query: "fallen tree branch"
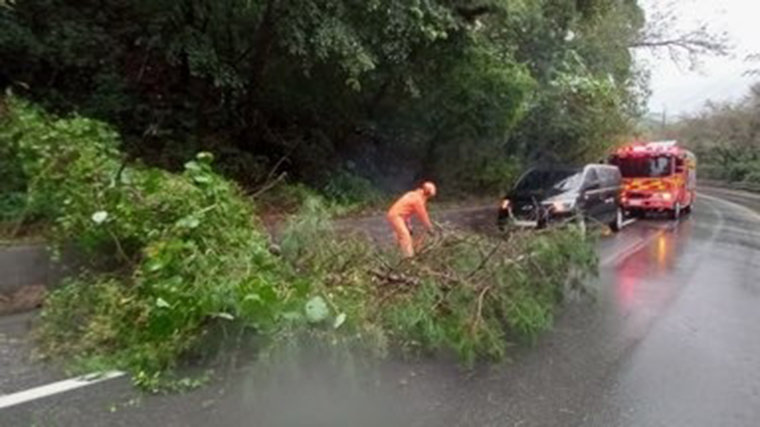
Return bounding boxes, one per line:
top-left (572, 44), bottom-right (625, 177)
top-left (249, 171), bottom-right (287, 199)
top-left (466, 238), bottom-right (502, 280)
top-left (469, 285), bottom-right (491, 336)
top-left (369, 269), bottom-right (421, 287)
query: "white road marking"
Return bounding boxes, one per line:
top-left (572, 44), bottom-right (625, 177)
top-left (620, 218), bottom-right (637, 229)
top-left (600, 192), bottom-right (743, 267)
top-left (0, 371), bottom-right (125, 410)
top-left (600, 230), bottom-right (662, 267)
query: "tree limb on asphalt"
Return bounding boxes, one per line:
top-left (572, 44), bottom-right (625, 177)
top-left (469, 285), bottom-right (491, 336)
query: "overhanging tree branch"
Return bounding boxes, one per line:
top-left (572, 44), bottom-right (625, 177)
top-left (630, 2), bottom-right (730, 70)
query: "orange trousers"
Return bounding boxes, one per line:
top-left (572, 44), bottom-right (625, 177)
top-left (387, 214), bottom-right (414, 257)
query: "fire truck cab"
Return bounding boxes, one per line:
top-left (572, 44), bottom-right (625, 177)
top-left (608, 141), bottom-right (696, 219)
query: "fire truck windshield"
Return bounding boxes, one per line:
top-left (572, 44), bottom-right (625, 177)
top-left (611, 155), bottom-right (673, 178)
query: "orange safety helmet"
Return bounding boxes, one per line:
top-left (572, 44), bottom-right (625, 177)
top-left (421, 181), bottom-right (437, 197)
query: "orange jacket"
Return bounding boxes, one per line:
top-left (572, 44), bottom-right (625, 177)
top-left (387, 189), bottom-right (433, 230)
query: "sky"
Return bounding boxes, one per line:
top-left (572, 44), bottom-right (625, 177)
top-left (637, 0), bottom-right (760, 118)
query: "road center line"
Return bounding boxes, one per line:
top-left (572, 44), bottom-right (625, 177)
top-left (601, 230), bottom-right (662, 267)
top-left (0, 371), bottom-right (125, 410)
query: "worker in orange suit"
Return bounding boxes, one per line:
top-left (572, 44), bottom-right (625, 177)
top-left (387, 182), bottom-right (437, 257)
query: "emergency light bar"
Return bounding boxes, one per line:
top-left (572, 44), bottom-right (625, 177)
top-left (616, 140), bottom-right (679, 156)
top-left (646, 140), bottom-right (677, 149)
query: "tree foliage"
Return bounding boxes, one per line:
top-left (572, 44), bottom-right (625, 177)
top-left (1, 0), bottom-right (646, 192)
top-left (663, 83), bottom-right (760, 183)
top-left (2, 98), bottom-right (302, 377)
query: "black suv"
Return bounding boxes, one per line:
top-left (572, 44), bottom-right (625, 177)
top-left (498, 164), bottom-right (623, 231)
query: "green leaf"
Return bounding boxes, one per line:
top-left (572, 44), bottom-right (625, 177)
top-left (146, 259), bottom-right (164, 272)
top-left (333, 312), bottom-right (347, 329)
top-left (184, 161), bottom-right (201, 172)
top-left (155, 297), bottom-right (170, 308)
top-left (176, 216), bottom-right (200, 229)
top-left (212, 312), bottom-right (235, 321)
top-left (196, 152), bottom-right (214, 163)
top-left (91, 211), bottom-right (108, 224)
top-left (305, 296), bottom-right (329, 323)
top-left (244, 293), bottom-right (262, 303)
top-left (282, 311), bottom-right (303, 322)
top-left (193, 175), bottom-right (212, 184)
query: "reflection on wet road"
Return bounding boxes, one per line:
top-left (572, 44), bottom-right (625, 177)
top-left (588, 195), bottom-right (760, 427)
top-left (2, 193), bottom-right (760, 426)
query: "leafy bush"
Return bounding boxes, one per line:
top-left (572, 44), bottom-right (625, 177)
top-left (258, 174), bottom-right (384, 218)
top-left (700, 159), bottom-right (760, 184)
top-left (0, 111), bottom-right (31, 223)
top-left (441, 154), bottom-right (522, 196)
top-left (256, 182), bottom-right (324, 214)
top-left (697, 164), bottom-right (725, 181)
top-left (1, 98), bottom-right (122, 229)
top-left (1, 99), bottom-right (306, 376)
top-left (322, 169), bottom-right (382, 207)
top-left (726, 162), bottom-right (753, 182)
top-left (0, 136), bottom-right (26, 222)
top-left (744, 170), bottom-right (760, 184)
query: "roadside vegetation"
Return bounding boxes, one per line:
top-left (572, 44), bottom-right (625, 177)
top-left (1, 99), bottom-right (596, 389)
top-left (657, 83), bottom-right (760, 186)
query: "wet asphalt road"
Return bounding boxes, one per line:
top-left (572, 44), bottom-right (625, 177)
top-left (1, 190), bottom-right (760, 426)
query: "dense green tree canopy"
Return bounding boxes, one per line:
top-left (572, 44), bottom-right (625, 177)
top-left (1, 0), bottom-right (646, 192)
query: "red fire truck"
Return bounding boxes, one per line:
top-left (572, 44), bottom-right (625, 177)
top-left (608, 141), bottom-right (697, 219)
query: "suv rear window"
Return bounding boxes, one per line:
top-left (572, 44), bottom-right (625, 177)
top-left (514, 169), bottom-right (583, 192)
top-left (597, 167), bottom-right (620, 186)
